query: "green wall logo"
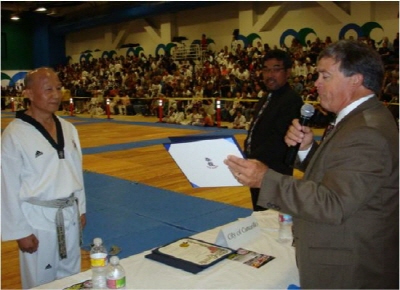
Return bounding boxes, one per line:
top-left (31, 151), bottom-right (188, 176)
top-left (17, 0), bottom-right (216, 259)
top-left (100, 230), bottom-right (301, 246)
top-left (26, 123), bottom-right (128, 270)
top-left (279, 22), bottom-right (384, 47)
top-left (280, 28), bottom-right (317, 47)
top-left (232, 33), bottom-right (263, 48)
top-left (74, 47), bottom-right (145, 63)
top-left (154, 33), bottom-right (263, 56)
top-left (155, 43), bottom-right (177, 56)
top-left (338, 22), bottom-right (383, 40)
top-left (125, 47), bottom-right (144, 57)
top-left (1, 71), bottom-right (28, 87)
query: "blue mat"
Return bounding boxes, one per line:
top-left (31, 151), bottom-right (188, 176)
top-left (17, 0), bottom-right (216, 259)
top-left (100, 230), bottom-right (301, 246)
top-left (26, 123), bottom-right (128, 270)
top-left (82, 172), bottom-right (252, 259)
top-left (73, 117), bottom-right (246, 155)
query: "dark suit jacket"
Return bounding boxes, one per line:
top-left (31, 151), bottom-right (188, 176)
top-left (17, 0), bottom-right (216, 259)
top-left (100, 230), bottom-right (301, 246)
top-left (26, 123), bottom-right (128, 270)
top-left (258, 97), bottom-right (399, 288)
top-left (244, 83), bottom-right (303, 175)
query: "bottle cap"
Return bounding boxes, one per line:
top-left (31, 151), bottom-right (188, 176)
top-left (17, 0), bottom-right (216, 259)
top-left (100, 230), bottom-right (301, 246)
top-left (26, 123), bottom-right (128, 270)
top-left (93, 237), bottom-right (103, 246)
top-left (110, 256), bottom-right (120, 265)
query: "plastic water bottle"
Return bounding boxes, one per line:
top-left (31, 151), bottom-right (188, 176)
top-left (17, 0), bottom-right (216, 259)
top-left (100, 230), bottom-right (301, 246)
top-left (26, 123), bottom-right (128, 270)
top-left (106, 256), bottom-right (126, 289)
top-left (278, 213), bottom-right (293, 242)
top-left (91, 237), bottom-right (108, 289)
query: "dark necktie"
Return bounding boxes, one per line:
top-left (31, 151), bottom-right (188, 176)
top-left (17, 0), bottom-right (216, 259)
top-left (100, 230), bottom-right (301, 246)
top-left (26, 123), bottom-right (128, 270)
top-left (245, 92), bottom-right (272, 154)
top-left (321, 121), bottom-right (335, 142)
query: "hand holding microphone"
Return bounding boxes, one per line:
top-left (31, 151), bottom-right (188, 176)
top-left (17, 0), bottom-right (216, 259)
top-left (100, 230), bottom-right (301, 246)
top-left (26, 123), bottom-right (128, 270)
top-left (284, 104), bottom-right (315, 167)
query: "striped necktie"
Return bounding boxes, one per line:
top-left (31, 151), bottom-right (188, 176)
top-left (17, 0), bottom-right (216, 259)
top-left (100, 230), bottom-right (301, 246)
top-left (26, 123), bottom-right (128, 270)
top-left (321, 121), bottom-right (335, 142)
top-left (245, 93), bottom-right (272, 154)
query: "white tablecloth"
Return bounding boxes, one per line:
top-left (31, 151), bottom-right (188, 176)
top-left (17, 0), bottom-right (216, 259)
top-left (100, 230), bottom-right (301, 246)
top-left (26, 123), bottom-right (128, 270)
top-left (36, 211), bottom-right (299, 289)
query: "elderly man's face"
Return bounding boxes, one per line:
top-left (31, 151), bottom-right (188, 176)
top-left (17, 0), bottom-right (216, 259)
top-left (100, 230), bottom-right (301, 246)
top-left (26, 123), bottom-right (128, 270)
top-left (26, 69), bottom-right (62, 114)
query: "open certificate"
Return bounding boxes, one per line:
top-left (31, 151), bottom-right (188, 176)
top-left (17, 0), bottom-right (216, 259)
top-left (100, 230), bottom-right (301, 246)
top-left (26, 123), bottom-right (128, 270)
top-left (145, 238), bottom-right (234, 274)
top-left (164, 135), bottom-right (244, 187)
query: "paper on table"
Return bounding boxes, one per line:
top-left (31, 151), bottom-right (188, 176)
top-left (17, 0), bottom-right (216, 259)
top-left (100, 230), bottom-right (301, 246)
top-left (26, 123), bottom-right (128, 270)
top-left (156, 238), bottom-right (233, 265)
top-left (166, 137), bottom-right (243, 187)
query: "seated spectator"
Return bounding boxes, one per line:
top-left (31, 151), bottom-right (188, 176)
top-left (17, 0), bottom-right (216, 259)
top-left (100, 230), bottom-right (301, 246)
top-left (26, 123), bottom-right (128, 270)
top-left (305, 90), bottom-right (319, 102)
top-left (162, 107), bottom-right (177, 123)
top-left (191, 107), bottom-right (205, 126)
top-left (202, 110), bottom-right (215, 127)
top-left (91, 103), bottom-right (105, 117)
top-left (119, 91), bottom-right (134, 115)
top-left (378, 41), bottom-right (393, 63)
top-left (291, 76), bottom-right (304, 94)
top-left (80, 100), bottom-right (91, 114)
top-left (390, 64), bottom-right (399, 80)
top-left (109, 86), bottom-right (120, 97)
top-left (113, 93), bottom-right (123, 115)
top-left (180, 108), bottom-right (194, 125)
top-left (228, 92), bottom-right (243, 121)
top-left (304, 73), bottom-right (315, 91)
top-left (220, 100), bottom-right (232, 121)
top-left (232, 109), bottom-right (246, 129)
top-left (192, 108), bottom-right (214, 127)
top-left (241, 92), bottom-right (257, 122)
top-left (300, 89), bottom-right (311, 102)
top-left (171, 107), bottom-right (185, 124)
top-left (382, 77), bottom-right (399, 102)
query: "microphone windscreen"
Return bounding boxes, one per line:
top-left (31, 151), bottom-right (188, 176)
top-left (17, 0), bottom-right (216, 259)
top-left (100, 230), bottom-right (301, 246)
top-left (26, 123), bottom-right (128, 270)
top-left (300, 103), bottom-right (315, 118)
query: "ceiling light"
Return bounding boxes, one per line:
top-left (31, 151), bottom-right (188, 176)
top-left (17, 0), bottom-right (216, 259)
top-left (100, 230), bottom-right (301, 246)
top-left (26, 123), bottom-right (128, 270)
top-left (47, 10), bottom-right (58, 16)
top-left (10, 14), bottom-right (20, 20)
top-left (35, 7), bottom-right (47, 12)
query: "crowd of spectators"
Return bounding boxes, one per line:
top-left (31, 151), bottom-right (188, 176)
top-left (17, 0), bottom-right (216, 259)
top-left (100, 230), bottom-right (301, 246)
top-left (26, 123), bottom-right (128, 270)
top-left (2, 33), bottom-right (399, 126)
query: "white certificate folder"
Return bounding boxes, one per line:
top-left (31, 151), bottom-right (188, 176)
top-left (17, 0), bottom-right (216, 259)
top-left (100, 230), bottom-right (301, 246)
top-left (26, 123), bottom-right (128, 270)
top-left (164, 135), bottom-right (244, 188)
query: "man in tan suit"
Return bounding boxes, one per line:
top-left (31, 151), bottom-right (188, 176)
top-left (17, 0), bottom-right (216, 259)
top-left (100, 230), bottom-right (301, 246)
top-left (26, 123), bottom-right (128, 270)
top-left (225, 40), bottom-right (399, 289)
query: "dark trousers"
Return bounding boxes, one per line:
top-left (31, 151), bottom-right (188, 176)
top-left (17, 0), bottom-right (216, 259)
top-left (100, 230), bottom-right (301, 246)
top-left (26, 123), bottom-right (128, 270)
top-left (250, 187), bottom-right (267, 211)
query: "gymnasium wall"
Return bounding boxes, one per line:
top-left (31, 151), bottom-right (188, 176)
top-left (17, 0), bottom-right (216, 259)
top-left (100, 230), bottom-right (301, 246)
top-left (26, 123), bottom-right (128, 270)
top-left (65, 2), bottom-right (399, 62)
top-left (2, 1), bottom-right (398, 87)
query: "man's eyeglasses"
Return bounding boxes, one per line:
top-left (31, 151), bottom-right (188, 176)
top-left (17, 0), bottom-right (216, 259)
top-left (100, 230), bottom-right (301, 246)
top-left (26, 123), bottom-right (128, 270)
top-left (262, 67), bottom-right (286, 74)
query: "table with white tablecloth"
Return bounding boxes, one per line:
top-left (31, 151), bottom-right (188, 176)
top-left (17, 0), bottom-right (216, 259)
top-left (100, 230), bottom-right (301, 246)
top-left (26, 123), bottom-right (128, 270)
top-left (37, 210), bottom-right (300, 289)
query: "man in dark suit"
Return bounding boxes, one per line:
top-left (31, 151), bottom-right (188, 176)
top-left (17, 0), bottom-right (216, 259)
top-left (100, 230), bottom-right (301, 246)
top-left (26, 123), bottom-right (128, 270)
top-left (225, 40), bottom-right (399, 288)
top-left (244, 49), bottom-right (303, 211)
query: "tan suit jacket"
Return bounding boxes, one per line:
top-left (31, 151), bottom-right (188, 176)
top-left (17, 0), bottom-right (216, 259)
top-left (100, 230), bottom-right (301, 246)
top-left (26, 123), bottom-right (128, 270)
top-left (258, 97), bottom-right (399, 289)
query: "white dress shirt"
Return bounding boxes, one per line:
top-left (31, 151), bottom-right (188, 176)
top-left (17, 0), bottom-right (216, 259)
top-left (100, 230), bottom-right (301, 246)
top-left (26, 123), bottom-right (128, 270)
top-left (298, 94), bottom-right (375, 161)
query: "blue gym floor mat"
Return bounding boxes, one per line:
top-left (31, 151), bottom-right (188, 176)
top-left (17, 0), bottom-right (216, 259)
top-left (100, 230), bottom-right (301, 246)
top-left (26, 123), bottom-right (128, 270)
top-left (82, 171), bottom-right (252, 258)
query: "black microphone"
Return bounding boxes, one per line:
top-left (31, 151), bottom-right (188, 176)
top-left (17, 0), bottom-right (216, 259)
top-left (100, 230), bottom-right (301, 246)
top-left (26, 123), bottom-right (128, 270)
top-left (284, 103), bottom-right (315, 167)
